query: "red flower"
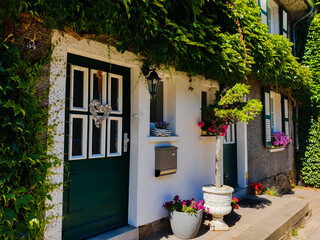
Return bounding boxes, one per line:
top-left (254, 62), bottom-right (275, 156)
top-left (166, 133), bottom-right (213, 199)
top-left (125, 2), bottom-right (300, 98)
top-left (236, 204), bottom-right (239, 209)
top-left (233, 197), bottom-right (239, 203)
top-left (198, 121), bottom-right (205, 127)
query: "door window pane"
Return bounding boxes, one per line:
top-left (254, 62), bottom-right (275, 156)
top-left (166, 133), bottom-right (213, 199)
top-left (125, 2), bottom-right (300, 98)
top-left (110, 120), bottom-right (118, 154)
top-left (72, 118), bottom-right (83, 156)
top-left (90, 70), bottom-right (107, 104)
top-left (92, 120), bottom-right (101, 154)
top-left (70, 65), bottom-right (88, 111)
top-left (107, 117), bottom-right (122, 157)
top-left (108, 74), bottom-right (123, 114)
top-left (89, 116), bottom-right (106, 158)
top-left (73, 70), bottom-right (84, 108)
top-left (69, 115), bottom-right (88, 160)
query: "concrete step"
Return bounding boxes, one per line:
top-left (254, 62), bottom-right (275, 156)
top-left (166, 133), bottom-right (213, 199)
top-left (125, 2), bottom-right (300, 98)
top-left (88, 225), bottom-right (138, 240)
top-left (236, 196), bottom-right (310, 240)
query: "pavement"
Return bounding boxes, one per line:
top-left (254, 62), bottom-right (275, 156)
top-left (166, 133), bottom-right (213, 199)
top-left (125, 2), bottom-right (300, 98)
top-left (288, 187), bottom-right (320, 240)
top-left (143, 187), bottom-right (320, 240)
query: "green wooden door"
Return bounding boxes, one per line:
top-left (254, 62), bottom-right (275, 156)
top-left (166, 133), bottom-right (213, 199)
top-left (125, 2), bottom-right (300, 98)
top-left (223, 124), bottom-right (238, 188)
top-left (63, 54), bottom-right (131, 240)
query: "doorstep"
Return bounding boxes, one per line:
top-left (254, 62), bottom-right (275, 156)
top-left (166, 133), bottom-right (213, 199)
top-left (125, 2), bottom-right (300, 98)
top-left (88, 225), bottom-right (138, 240)
top-left (233, 187), bottom-right (248, 200)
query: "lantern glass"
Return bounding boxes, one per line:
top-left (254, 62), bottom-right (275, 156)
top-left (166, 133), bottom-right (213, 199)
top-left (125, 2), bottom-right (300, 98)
top-left (146, 69), bottom-right (161, 95)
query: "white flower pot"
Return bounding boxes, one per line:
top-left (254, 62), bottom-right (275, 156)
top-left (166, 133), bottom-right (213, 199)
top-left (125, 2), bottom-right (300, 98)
top-left (169, 210), bottom-right (203, 239)
top-left (202, 184), bottom-right (234, 231)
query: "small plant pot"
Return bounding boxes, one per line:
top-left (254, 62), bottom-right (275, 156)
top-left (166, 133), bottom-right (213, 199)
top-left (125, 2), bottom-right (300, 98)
top-left (169, 210), bottom-right (203, 239)
top-left (255, 189), bottom-right (262, 195)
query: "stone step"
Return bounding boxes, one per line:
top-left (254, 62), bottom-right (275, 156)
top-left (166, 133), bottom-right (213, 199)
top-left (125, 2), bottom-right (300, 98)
top-left (88, 225), bottom-right (138, 240)
top-left (236, 197), bottom-right (310, 240)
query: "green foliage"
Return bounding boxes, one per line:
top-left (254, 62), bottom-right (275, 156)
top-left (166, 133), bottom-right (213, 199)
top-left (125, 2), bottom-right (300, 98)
top-left (300, 119), bottom-right (320, 187)
top-left (300, 14), bottom-right (320, 188)
top-left (264, 186), bottom-right (281, 196)
top-left (201, 83), bottom-right (263, 133)
top-left (0, 0), bottom-right (312, 92)
top-left (0, 40), bottom-right (58, 239)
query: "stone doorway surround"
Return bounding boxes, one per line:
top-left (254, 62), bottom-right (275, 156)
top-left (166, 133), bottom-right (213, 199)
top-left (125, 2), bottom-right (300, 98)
top-left (45, 30), bottom-right (142, 240)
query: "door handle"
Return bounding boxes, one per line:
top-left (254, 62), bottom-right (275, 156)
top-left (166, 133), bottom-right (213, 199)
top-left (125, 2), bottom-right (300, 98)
top-left (123, 133), bottom-right (129, 152)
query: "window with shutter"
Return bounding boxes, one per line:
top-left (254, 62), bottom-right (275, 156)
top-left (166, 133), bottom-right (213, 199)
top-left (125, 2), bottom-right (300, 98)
top-left (282, 95), bottom-right (289, 136)
top-left (259, 0), bottom-right (269, 25)
top-left (263, 88), bottom-right (272, 147)
top-left (280, 8), bottom-right (288, 38)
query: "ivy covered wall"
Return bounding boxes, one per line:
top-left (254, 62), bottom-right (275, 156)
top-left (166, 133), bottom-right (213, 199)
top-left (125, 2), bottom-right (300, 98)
top-left (300, 11), bottom-right (320, 187)
top-left (0, 0), bottom-right (316, 238)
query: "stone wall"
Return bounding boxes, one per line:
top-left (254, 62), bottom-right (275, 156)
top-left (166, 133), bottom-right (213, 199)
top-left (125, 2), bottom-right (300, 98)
top-left (247, 78), bottom-right (295, 188)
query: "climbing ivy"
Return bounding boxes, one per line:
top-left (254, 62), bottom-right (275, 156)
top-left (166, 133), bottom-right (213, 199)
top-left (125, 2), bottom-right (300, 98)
top-left (300, 13), bottom-right (320, 187)
top-left (0, 0), bottom-right (312, 90)
top-left (0, 40), bottom-right (58, 239)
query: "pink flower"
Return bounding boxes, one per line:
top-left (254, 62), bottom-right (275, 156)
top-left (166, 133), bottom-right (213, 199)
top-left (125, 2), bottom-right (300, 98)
top-left (221, 125), bottom-right (228, 136)
top-left (208, 126), bottom-right (217, 132)
top-left (198, 122), bottom-right (205, 127)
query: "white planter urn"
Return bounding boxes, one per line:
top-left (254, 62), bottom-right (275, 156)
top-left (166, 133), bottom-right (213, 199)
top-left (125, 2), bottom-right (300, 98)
top-left (202, 184), bottom-right (234, 231)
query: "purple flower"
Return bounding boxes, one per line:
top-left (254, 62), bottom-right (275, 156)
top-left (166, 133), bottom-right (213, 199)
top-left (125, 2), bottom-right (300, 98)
top-left (174, 195), bottom-right (179, 201)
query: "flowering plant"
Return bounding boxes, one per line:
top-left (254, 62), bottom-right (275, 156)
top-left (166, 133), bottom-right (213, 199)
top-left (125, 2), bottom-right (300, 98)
top-left (251, 182), bottom-right (263, 191)
top-left (162, 195), bottom-right (209, 215)
top-left (155, 121), bottom-right (170, 129)
top-left (272, 132), bottom-right (292, 148)
top-left (231, 197), bottom-right (239, 210)
top-left (198, 121), bottom-right (228, 136)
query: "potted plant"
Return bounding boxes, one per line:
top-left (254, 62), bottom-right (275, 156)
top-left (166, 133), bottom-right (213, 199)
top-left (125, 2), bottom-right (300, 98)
top-left (163, 195), bottom-right (209, 239)
top-left (199, 84), bottom-right (262, 230)
top-left (152, 121), bottom-right (172, 137)
top-left (231, 197), bottom-right (240, 210)
top-left (251, 182), bottom-right (263, 195)
top-left (271, 132), bottom-right (292, 148)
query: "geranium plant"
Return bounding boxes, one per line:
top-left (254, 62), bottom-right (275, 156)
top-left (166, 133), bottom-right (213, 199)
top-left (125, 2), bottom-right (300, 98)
top-left (272, 132), bottom-right (292, 148)
top-left (198, 83), bottom-right (263, 188)
top-left (251, 182), bottom-right (263, 191)
top-left (231, 197), bottom-right (239, 210)
top-left (162, 195), bottom-right (209, 215)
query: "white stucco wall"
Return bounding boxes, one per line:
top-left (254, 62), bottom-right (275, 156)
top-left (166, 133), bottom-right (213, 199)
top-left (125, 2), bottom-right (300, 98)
top-left (46, 31), bottom-right (219, 238)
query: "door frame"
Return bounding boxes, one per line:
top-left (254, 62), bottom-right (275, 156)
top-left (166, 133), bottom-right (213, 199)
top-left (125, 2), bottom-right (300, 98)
top-left (221, 121), bottom-right (248, 188)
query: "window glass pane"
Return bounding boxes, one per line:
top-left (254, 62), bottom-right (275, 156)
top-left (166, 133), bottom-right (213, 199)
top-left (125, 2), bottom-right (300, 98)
top-left (201, 92), bottom-right (207, 108)
top-left (72, 118), bottom-right (83, 156)
top-left (268, 8), bottom-right (272, 33)
top-left (93, 73), bottom-right (100, 101)
top-left (111, 77), bottom-right (119, 111)
top-left (283, 11), bottom-right (288, 31)
top-left (260, 0), bottom-right (267, 12)
top-left (271, 98), bottom-right (274, 133)
top-left (261, 14), bottom-right (267, 25)
top-left (110, 120), bottom-right (119, 154)
top-left (150, 81), bottom-right (164, 122)
top-left (73, 70), bottom-right (84, 108)
top-left (92, 119), bottom-right (101, 155)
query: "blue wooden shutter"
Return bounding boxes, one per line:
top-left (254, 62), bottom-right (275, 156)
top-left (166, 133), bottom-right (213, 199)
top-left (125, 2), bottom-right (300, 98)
top-left (282, 95), bottom-right (289, 136)
top-left (263, 88), bottom-right (272, 147)
top-left (259, 0), bottom-right (269, 25)
top-left (280, 8), bottom-right (288, 38)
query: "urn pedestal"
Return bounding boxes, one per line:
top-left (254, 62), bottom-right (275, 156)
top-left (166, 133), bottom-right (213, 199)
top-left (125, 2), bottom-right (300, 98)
top-left (202, 184), bottom-right (234, 231)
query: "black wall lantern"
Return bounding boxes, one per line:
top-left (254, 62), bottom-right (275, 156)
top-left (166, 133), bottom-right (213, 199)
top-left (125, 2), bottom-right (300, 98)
top-left (146, 69), bottom-right (161, 96)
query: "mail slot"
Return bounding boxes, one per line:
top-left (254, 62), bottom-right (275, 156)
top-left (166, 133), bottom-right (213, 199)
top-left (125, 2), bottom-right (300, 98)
top-left (155, 146), bottom-right (178, 177)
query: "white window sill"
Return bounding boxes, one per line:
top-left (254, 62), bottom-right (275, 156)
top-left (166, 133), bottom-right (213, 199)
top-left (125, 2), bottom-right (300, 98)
top-left (269, 147), bottom-right (285, 153)
top-left (148, 136), bottom-right (180, 143)
top-left (200, 136), bottom-right (216, 142)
